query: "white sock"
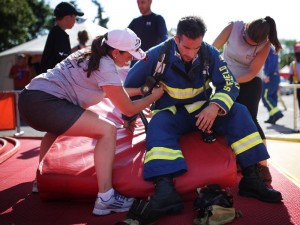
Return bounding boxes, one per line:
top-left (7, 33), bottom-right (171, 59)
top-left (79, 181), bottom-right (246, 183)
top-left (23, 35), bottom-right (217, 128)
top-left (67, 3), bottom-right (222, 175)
top-left (97, 188), bottom-right (114, 201)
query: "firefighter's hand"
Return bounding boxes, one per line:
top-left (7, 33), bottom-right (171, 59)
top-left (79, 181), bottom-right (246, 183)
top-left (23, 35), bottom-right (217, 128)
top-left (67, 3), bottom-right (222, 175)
top-left (195, 103), bottom-right (219, 131)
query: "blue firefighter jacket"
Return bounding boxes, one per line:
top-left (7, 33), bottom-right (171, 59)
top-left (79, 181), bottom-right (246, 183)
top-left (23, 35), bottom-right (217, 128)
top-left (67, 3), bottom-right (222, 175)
top-left (124, 38), bottom-right (240, 115)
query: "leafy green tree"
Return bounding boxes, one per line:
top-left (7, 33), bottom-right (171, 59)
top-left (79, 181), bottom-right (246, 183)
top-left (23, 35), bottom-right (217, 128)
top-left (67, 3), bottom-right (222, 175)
top-left (0, 0), bottom-right (52, 52)
top-left (27, 0), bottom-right (52, 39)
top-left (0, 0), bottom-right (34, 51)
top-left (279, 39), bottom-right (298, 69)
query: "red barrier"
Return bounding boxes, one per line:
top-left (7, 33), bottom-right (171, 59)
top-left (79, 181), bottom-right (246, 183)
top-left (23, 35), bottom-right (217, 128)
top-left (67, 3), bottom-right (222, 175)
top-left (0, 92), bottom-right (16, 130)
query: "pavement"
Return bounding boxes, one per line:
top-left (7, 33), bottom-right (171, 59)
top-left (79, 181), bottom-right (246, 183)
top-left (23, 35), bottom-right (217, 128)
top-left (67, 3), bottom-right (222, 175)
top-left (257, 94), bottom-right (300, 142)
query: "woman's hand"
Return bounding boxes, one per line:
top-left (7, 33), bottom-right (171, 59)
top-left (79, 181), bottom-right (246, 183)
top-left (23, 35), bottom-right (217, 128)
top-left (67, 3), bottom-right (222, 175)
top-left (150, 85), bottom-right (164, 100)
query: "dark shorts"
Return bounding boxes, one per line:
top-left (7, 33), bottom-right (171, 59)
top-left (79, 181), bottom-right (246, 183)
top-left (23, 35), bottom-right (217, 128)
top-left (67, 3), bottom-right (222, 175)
top-left (18, 89), bottom-right (85, 135)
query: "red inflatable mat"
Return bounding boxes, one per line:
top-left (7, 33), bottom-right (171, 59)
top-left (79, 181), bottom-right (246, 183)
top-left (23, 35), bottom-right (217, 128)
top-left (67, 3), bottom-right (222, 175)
top-left (37, 98), bottom-right (237, 201)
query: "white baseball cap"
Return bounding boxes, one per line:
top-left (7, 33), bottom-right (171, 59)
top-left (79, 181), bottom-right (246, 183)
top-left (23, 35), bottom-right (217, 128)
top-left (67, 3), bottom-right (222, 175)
top-left (105, 28), bottom-right (146, 60)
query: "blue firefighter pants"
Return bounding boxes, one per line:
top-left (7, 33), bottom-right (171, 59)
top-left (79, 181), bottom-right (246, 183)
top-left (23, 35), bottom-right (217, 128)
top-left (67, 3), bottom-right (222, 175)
top-left (262, 73), bottom-right (282, 117)
top-left (144, 103), bottom-right (270, 181)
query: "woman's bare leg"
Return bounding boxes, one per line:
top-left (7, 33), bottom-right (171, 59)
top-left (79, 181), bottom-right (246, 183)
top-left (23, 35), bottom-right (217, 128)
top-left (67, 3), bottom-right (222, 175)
top-left (39, 132), bottom-right (58, 163)
top-left (63, 110), bottom-right (116, 193)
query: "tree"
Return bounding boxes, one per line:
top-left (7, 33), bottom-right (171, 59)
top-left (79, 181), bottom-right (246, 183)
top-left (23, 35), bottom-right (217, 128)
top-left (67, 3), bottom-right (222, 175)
top-left (26, 0), bottom-right (52, 39)
top-left (279, 39), bottom-right (298, 69)
top-left (92, 0), bottom-right (109, 28)
top-left (0, 0), bottom-right (52, 52)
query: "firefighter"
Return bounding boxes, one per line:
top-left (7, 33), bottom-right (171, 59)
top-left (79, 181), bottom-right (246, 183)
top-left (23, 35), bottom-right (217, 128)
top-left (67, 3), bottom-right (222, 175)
top-left (121, 15), bottom-right (282, 225)
top-left (262, 47), bottom-right (284, 124)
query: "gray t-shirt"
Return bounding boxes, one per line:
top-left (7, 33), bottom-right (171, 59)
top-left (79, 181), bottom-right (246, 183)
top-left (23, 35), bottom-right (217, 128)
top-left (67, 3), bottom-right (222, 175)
top-left (223, 21), bottom-right (269, 80)
top-left (26, 48), bottom-right (123, 109)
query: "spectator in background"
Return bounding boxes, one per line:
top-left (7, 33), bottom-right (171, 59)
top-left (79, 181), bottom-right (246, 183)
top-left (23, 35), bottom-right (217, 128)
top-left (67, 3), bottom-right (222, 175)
top-left (128, 0), bottom-right (168, 67)
top-left (9, 54), bottom-right (30, 90)
top-left (289, 43), bottom-right (300, 111)
top-left (40, 2), bottom-right (84, 73)
top-left (213, 16), bottom-right (282, 182)
top-left (262, 47), bottom-right (284, 124)
top-left (71, 30), bottom-right (89, 53)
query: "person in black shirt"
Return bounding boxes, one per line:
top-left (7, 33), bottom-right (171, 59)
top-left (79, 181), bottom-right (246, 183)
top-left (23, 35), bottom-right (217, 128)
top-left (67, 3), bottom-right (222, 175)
top-left (40, 2), bottom-right (84, 73)
top-left (128, 0), bottom-right (168, 67)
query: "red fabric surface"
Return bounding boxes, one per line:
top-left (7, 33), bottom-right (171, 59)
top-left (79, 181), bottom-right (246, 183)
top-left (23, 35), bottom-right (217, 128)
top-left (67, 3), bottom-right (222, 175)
top-left (0, 139), bottom-right (299, 225)
top-left (37, 99), bottom-right (236, 200)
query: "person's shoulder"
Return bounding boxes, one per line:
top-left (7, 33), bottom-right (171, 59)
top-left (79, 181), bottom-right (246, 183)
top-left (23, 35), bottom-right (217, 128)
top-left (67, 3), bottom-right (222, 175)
top-left (131, 15), bottom-right (143, 22)
top-left (143, 40), bottom-right (168, 60)
top-left (128, 16), bottom-right (142, 27)
top-left (100, 55), bottom-right (114, 67)
top-left (229, 20), bottom-right (243, 28)
top-left (50, 25), bottom-right (61, 32)
top-left (229, 21), bottom-right (244, 33)
top-left (151, 13), bottom-right (165, 20)
top-left (202, 42), bottom-right (216, 52)
top-left (232, 20), bottom-right (244, 25)
top-left (9, 64), bottom-right (18, 71)
top-left (202, 42), bottom-right (222, 60)
top-left (48, 25), bottom-right (65, 36)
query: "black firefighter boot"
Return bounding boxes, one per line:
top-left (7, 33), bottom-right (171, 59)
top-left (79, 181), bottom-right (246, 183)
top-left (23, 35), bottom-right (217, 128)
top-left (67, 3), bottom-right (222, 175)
top-left (239, 164), bottom-right (282, 203)
top-left (149, 176), bottom-right (184, 215)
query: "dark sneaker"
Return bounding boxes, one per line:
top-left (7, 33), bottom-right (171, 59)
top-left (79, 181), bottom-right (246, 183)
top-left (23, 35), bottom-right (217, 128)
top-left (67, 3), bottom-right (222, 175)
top-left (264, 116), bottom-right (274, 123)
top-left (271, 113), bottom-right (284, 124)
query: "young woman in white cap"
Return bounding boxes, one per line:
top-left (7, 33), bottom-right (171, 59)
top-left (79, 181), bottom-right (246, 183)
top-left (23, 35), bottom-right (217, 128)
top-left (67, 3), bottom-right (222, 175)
top-left (18, 28), bottom-right (164, 216)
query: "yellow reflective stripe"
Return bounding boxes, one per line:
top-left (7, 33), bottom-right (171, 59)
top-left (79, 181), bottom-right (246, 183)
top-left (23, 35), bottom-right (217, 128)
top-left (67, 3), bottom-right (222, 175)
top-left (151, 106), bottom-right (177, 116)
top-left (184, 101), bottom-right (206, 113)
top-left (269, 107), bottom-right (280, 116)
top-left (231, 132), bottom-right (263, 155)
top-left (161, 80), bottom-right (210, 99)
top-left (263, 89), bottom-right (279, 116)
top-left (144, 147), bottom-right (184, 163)
top-left (211, 92), bottom-right (233, 109)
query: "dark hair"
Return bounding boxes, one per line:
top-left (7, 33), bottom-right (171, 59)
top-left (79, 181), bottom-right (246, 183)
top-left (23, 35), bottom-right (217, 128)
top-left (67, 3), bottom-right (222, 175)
top-left (245, 16), bottom-right (282, 53)
top-left (76, 33), bottom-right (114, 77)
top-left (76, 33), bottom-right (126, 78)
top-left (78, 30), bottom-right (89, 45)
top-left (176, 16), bottom-right (207, 39)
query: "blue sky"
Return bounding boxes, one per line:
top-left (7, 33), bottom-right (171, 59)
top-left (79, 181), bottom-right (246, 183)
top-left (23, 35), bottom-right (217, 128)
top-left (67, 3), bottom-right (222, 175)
top-left (48, 0), bottom-right (299, 44)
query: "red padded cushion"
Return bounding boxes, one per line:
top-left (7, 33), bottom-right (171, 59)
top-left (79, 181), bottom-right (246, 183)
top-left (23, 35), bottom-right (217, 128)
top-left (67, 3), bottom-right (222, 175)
top-left (37, 98), bottom-right (236, 201)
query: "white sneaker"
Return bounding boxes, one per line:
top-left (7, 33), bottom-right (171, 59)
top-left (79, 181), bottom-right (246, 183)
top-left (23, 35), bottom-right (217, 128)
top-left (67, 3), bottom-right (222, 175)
top-left (32, 179), bottom-right (38, 193)
top-left (93, 189), bottom-right (134, 216)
